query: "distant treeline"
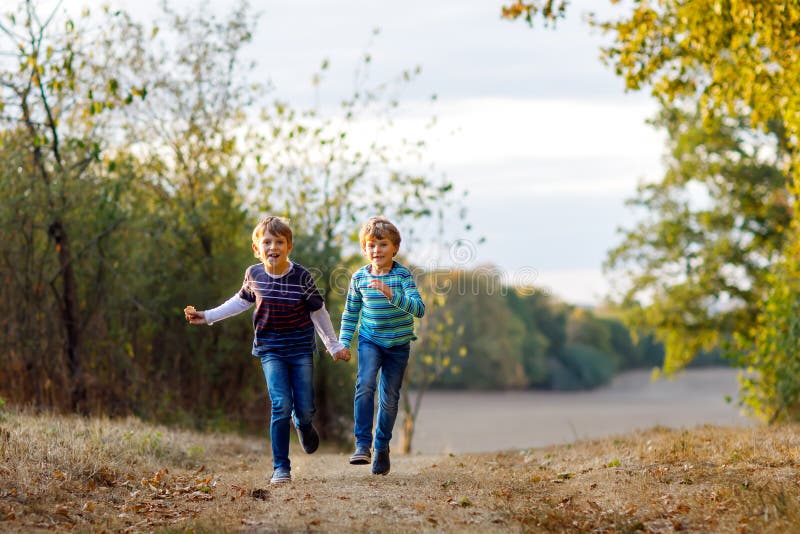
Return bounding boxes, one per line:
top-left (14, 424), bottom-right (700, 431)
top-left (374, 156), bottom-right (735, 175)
top-left (411, 269), bottom-right (727, 392)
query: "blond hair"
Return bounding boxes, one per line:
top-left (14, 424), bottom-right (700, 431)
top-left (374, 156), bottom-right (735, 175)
top-left (359, 216), bottom-right (401, 250)
top-left (252, 215), bottom-right (293, 245)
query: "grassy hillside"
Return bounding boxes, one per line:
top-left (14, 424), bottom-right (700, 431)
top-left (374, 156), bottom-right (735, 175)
top-left (1, 409), bottom-right (798, 532)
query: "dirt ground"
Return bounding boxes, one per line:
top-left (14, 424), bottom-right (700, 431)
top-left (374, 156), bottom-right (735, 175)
top-left (3, 418), bottom-right (800, 533)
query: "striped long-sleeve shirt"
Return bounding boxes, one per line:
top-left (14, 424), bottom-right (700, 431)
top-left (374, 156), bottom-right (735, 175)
top-left (339, 261), bottom-right (425, 348)
top-left (238, 262), bottom-right (323, 358)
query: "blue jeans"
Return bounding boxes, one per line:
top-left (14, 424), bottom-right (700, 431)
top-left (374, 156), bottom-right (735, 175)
top-left (260, 354), bottom-right (315, 470)
top-left (354, 336), bottom-right (410, 452)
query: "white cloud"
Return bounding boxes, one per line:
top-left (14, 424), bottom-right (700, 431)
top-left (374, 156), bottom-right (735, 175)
top-left (342, 97), bottom-right (664, 168)
top-left (429, 98), bottom-right (664, 164)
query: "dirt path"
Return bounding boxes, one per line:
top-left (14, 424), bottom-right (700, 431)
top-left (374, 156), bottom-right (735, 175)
top-left (231, 451), bottom-right (490, 532)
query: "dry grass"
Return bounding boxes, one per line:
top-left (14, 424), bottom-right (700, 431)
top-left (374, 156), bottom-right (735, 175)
top-left (1, 409), bottom-right (799, 533)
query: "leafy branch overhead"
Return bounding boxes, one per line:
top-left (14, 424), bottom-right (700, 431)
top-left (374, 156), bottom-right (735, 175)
top-left (501, 1), bottom-right (568, 27)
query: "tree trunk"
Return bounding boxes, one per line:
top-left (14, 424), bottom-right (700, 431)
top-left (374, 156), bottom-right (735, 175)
top-left (399, 411), bottom-right (414, 454)
top-left (49, 220), bottom-right (85, 412)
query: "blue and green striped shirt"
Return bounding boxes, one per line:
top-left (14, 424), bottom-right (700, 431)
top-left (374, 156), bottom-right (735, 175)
top-left (339, 262), bottom-right (425, 348)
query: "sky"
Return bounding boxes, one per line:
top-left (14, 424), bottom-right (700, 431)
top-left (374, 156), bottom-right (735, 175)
top-left (56, 0), bottom-right (666, 305)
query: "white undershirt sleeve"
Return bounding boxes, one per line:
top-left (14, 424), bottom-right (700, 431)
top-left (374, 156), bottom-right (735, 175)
top-left (310, 304), bottom-right (346, 356)
top-left (203, 295), bottom-right (252, 325)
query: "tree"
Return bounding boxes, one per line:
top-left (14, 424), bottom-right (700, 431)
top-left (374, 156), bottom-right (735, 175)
top-left (110, 1), bottom-right (266, 423)
top-left (508, 1), bottom-right (800, 417)
top-left (431, 269), bottom-right (528, 389)
top-left (0, 2), bottom-right (146, 411)
top-left (593, 0), bottom-right (800, 418)
top-left (734, 247), bottom-right (800, 422)
top-left (399, 271), bottom-right (466, 454)
top-left (504, 289), bottom-right (553, 387)
top-left (604, 107), bottom-right (792, 373)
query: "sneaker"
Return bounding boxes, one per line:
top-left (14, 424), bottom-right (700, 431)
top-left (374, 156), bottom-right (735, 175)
top-left (372, 448), bottom-right (390, 475)
top-left (349, 446), bottom-right (371, 465)
top-left (296, 423), bottom-right (319, 454)
top-left (270, 467), bottom-right (291, 485)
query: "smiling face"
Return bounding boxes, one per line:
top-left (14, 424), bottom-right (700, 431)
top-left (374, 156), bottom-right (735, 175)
top-left (252, 231), bottom-right (293, 274)
top-left (363, 237), bottom-right (398, 274)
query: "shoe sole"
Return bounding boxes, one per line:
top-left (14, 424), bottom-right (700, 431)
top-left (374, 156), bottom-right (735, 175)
top-left (349, 456), bottom-right (371, 465)
top-left (371, 469), bottom-right (389, 476)
top-left (270, 477), bottom-right (291, 485)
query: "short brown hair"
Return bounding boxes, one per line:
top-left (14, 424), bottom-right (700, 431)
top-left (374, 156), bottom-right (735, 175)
top-left (252, 216), bottom-right (293, 245)
top-left (359, 216), bottom-right (401, 250)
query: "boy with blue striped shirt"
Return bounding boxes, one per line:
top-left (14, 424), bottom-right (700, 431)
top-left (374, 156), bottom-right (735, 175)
top-left (185, 216), bottom-right (350, 485)
top-left (340, 216), bottom-right (425, 475)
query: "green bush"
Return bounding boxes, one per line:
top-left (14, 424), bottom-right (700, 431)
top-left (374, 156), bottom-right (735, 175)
top-left (547, 343), bottom-right (616, 390)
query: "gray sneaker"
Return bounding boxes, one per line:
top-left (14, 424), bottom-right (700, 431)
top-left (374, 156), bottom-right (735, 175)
top-left (270, 467), bottom-right (291, 484)
top-left (349, 446), bottom-right (371, 465)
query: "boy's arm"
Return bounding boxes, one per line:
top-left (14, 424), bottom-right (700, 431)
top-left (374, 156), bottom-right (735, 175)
top-left (338, 277), bottom-right (362, 348)
top-left (310, 304), bottom-right (347, 357)
top-left (202, 294), bottom-right (253, 324)
top-left (389, 275), bottom-right (425, 318)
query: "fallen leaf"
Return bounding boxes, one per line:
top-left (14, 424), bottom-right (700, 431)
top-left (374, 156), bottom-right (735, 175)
top-left (229, 485), bottom-right (248, 499)
top-left (413, 504), bottom-right (426, 511)
top-left (251, 488), bottom-right (269, 501)
top-left (449, 497), bottom-right (471, 507)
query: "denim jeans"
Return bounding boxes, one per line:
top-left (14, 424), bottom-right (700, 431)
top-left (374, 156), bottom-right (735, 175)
top-left (260, 354), bottom-right (315, 470)
top-left (354, 336), bottom-right (410, 452)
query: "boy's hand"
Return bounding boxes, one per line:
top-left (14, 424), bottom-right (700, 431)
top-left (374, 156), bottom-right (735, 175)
top-left (333, 348), bottom-right (351, 362)
top-left (367, 279), bottom-right (393, 299)
top-left (184, 306), bottom-right (207, 325)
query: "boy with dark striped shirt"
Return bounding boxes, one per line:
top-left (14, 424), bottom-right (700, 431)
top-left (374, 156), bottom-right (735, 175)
top-left (185, 216), bottom-right (350, 484)
top-left (339, 216), bottom-right (425, 475)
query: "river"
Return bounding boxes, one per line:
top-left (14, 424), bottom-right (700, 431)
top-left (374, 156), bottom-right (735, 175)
top-left (395, 367), bottom-right (755, 454)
